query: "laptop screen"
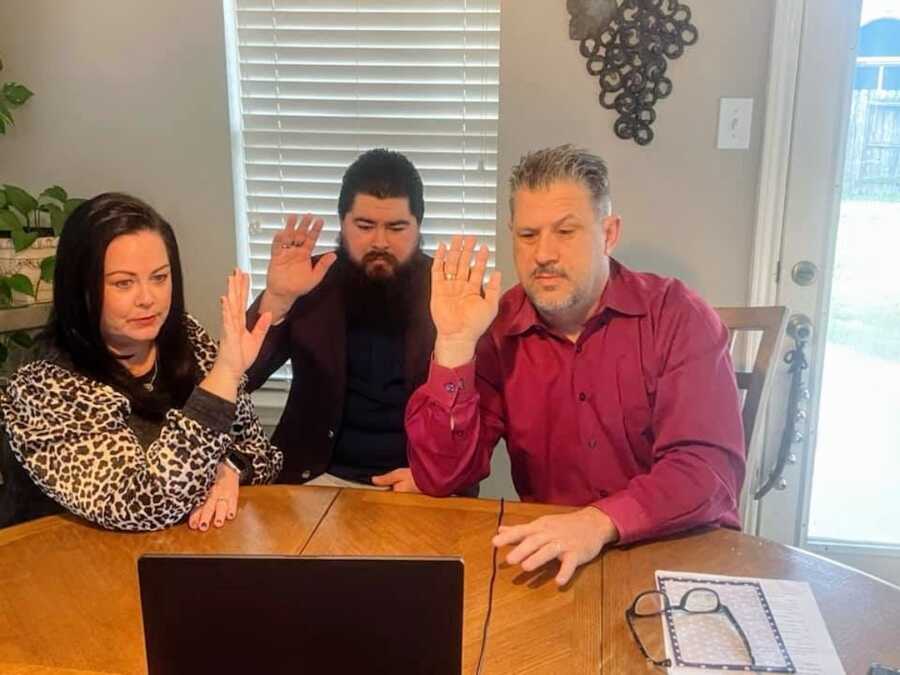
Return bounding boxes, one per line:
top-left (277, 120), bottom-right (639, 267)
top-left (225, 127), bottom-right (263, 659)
top-left (138, 555), bottom-right (464, 675)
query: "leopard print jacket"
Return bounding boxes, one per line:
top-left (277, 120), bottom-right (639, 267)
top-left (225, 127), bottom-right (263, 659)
top-left (0, 315), bottom-right (283, 531)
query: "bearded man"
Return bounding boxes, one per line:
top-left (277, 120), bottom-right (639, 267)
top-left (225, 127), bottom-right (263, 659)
top-left (246, 149), bottom-right (435, 491)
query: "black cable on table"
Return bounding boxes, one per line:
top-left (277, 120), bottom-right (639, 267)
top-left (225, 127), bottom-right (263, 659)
top-left (475, 497), bottom-right (504, 675)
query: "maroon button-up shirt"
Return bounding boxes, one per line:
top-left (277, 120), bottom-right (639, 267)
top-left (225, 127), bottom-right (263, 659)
top-left (406, 260), bottom-right (745, 544)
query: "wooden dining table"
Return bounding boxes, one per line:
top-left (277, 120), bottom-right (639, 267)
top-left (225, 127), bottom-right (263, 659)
top-left (0, 486), bottom-right (898, 674)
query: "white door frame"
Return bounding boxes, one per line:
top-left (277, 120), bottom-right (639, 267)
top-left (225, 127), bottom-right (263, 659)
top-left (742, 0), bottom-right (806, 537)
top-left (786, 0), bottom-right (864, 554)
top-left (747, 0), bottom-right (806, 313)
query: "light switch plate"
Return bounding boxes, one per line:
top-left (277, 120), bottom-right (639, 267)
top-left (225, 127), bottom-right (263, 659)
top-left (717, 97), bottom-right (754, 150)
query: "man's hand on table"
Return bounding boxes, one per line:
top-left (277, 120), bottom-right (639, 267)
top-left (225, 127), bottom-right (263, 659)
top-left (371, 468), bottom-right (421, 492)
top-left (492, 506), bottom-right (619, 586)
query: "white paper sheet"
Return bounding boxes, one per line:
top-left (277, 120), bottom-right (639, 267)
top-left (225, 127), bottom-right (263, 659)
top-left (653, 570), bottom-right (846, 675)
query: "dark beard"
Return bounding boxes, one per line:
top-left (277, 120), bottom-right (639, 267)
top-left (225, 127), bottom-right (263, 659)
top-left (337, 244), bottom-right (417, 334)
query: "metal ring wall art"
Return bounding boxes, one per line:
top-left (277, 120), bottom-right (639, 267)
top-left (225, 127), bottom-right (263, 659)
top-left (567, 0), bottom-right (699, 146)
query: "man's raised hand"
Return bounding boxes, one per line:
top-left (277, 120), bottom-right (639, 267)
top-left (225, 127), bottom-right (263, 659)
top-left (261, 213), bottom-right (336, 321)
top-left (431, 235), bottom-right (501, 368)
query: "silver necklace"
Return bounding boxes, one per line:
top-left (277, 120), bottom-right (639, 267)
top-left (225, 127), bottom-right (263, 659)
top-left (143, 357), bottom-right (159, 392)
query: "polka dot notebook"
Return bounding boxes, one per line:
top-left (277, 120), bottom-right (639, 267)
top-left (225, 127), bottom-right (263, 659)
top-left (654, 570), bottom-right (845, 674)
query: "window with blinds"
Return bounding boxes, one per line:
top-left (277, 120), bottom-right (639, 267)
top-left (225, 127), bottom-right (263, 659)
top-left (225, 0), bottom-right (501, 320)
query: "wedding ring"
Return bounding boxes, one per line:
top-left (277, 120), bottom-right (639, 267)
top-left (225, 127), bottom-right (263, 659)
top-left (444, 272), bottom-right (456, 281)
top-left (280, 243), bottom-right (291, 249)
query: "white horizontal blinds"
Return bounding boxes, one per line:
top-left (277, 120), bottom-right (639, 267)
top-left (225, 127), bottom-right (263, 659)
top-left (232, 0), bottom-right (501, 305)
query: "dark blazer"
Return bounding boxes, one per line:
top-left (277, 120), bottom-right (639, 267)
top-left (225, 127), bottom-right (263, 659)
top-left (246, 252), bottom-right (436, 484)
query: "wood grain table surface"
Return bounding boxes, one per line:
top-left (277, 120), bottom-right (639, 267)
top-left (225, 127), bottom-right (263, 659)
top-left (1, 486), bottom-right (897, 674)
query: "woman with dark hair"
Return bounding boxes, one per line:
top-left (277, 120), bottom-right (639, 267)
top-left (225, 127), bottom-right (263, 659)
top-left (0, 192), bottom-right (281, 531)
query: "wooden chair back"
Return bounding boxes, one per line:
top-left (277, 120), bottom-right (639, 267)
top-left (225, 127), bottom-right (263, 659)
top-left (715, 306), bottom-right (789, 450)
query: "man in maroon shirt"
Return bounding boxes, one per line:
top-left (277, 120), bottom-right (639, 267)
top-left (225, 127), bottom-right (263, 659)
top-left (405, 144), bottom-right (745, 586)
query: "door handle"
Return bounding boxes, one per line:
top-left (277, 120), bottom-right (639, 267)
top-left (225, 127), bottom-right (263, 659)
top-left (787, 313), bottom-right (813, 341)
top-left (754, 315), bottom-right (812, 500)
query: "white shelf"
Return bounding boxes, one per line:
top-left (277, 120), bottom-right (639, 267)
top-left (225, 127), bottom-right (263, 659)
top-left (0, 303), bottom-right (52, 334)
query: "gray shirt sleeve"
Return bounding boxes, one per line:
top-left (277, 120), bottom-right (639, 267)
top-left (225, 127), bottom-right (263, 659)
top-left (181, 387), bottom-right (237, 435)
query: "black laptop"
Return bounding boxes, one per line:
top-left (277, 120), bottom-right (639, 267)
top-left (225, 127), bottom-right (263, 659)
top-left (138, 554), bottom-right (464, 675)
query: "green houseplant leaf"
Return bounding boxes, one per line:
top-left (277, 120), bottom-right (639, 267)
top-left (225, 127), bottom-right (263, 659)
top-left (8, 273), bottom-right (35, 298)
top-left (0, 208), bottom-right (18, 231)
top-left (11, 225), bottom-right (39, 252)
top-left (40, 185), bottom-right (68, 204)
top-left (47, 204), bottom-right (65, 236)
top-left (2, 82), bottom-right (34, 107)
top-left (40, 255), bottom-right (55, 283)
top-left (3, 185), bottom-right (37, 218)
top-left (0, 278), bottom-right (11, 306)
top-left (0, 189), bottom-right (7, 209)
top-left (0, 99), bottom-right (12, 126)
top-left (63, 197), bottom-right (85, 217)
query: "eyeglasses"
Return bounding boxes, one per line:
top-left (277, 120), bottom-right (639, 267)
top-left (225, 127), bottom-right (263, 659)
top-left (626, 587), bottom-right (756, 669)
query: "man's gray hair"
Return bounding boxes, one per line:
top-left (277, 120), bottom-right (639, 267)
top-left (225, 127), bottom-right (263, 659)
top-left (508, 144), bottom-right (612, 217)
